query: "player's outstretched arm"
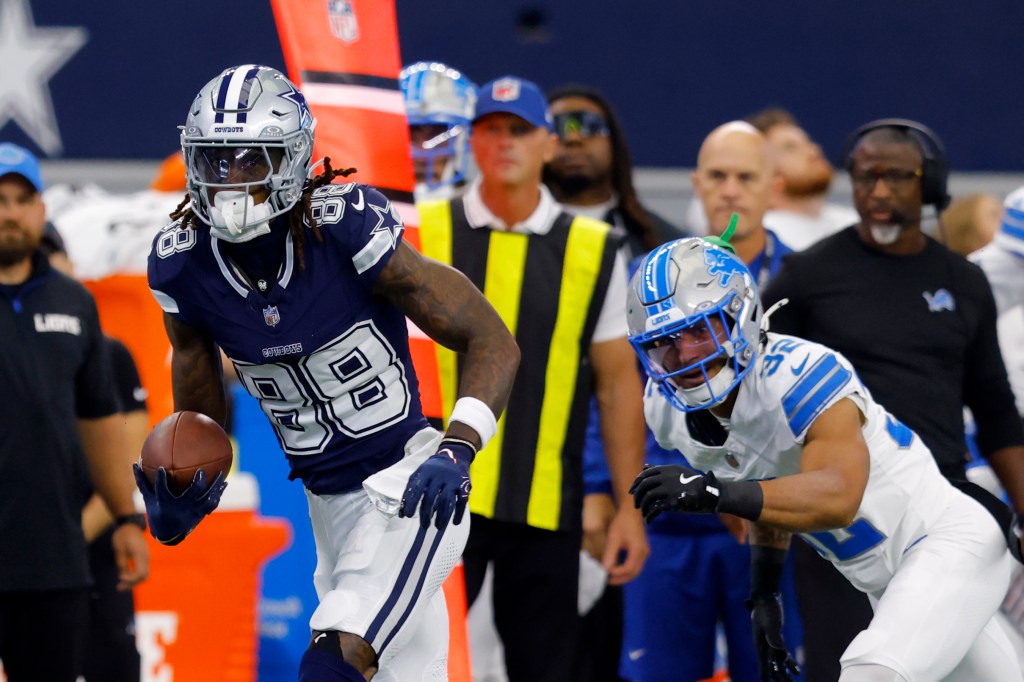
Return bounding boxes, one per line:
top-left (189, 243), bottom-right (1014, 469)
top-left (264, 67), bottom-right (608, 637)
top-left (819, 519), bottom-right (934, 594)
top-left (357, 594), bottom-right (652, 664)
top-left (378, 242), bottom-right (519, 529)
top-left (747, 524), bottom-right (799, 681)
top-left (132, 314), bottom-right (229, 544)
top-left (374, 241), bottom-right (519, 424)
top-left (630, 399), bottom-right (869, 533)
top-left (163, 313), bottom-right (227, 426)
top-left (756, 398), bottom-right (871, 532)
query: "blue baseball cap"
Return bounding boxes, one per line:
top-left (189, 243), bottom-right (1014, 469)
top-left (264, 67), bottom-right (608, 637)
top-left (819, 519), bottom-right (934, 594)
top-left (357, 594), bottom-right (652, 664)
top-left (473, 76), bottom-right (553, 130)
top-left (0, 143), bottom-right (43, 193)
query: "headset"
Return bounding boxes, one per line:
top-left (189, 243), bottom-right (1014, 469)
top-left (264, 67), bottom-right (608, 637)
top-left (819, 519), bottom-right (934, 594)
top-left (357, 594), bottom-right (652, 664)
top-left (839, 118), bottom-right (951, 210)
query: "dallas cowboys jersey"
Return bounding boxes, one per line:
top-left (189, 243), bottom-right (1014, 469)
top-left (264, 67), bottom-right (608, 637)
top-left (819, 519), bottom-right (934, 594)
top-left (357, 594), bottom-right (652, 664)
top-left (148, 183), bottom-right (429, 494)
top-left (645, 332), bottom-right (956, 593)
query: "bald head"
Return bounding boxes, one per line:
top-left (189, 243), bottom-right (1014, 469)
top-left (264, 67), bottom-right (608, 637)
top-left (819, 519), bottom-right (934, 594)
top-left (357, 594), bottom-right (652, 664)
top-left (697, 121), bottom-right (770, 167)
top-left (692, 121), bottom-right (780, 244)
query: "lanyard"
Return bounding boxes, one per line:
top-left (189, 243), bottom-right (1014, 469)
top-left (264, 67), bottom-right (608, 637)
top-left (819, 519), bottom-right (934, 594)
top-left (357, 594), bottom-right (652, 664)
top-left (750, 230), bottom-right (781, 289)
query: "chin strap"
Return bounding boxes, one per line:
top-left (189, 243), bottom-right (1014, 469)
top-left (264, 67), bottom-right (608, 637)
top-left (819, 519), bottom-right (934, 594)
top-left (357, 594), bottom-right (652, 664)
top-left (761, 298), bottom-right (789, 335)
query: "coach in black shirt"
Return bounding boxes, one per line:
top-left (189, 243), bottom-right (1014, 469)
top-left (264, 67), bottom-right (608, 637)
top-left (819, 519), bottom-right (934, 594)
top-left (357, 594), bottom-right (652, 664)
top-left (0, 143), bottom-right (149, 681)
top-left (762, 120), bottom-right (1024, 681)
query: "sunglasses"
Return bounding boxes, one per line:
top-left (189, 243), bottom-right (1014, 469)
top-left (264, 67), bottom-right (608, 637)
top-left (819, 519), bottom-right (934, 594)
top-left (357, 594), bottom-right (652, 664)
top-left (553, 110), bottom-right (610, 140)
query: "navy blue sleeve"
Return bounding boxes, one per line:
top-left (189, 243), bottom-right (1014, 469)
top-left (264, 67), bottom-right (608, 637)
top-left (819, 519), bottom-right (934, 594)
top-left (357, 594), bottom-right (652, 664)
top-left (316, 183), bottom-right (406, 286)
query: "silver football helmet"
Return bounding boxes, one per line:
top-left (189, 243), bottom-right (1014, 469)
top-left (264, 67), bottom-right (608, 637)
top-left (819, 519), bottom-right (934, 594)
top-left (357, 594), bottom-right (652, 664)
top-left (181, 65), bottom-right (316, 242)
top-left (627, 238), bottom-right (762, 411)
top-left (399, 61), bottom-right (477, 199)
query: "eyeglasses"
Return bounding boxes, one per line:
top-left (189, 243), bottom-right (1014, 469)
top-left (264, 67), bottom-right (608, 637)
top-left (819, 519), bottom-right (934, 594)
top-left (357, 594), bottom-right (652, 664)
top-left (553, 110), bottom-right (610, 140)
top-left (850, 168), bottom-right (923, 191)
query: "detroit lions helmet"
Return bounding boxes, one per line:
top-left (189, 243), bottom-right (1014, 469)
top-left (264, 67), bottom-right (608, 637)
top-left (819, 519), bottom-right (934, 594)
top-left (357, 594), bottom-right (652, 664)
top-left (627, 238), bottom-right (763, 411)
top-left (998, 185), bottom-right (1024, 258)
top-left (181, 65), bottom-right (316, 242)
top-left (399, 61), bottom-right (477, 197)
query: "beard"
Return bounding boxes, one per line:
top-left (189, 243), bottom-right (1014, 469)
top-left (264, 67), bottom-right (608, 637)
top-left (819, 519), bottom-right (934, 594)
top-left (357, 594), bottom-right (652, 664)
top-left (869, 224), bottom-right (903, 245)
top-left (784, 161), bottom-right (833, 198)
top-left (0, 224), bottom-right (39, 266)
top-left (546, 171), bottom-right (593, 198)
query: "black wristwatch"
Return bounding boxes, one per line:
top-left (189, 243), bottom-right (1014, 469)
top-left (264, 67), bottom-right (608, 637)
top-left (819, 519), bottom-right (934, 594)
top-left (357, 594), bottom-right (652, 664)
top-left (115, 512), bottom-right (147, 531)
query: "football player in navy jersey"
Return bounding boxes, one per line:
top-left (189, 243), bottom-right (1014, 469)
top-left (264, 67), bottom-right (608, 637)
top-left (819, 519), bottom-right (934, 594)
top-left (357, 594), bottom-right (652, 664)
top-left (138, 65), bottom-right (518, 682)
top-left (627, 237), bottom-right (1022, 681)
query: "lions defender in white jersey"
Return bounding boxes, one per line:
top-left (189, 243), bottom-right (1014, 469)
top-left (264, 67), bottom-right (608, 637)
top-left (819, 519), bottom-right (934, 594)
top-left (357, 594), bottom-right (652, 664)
top-left (627, 237), bottom-right (1022, 681)
top-left (136, 65), bottom-right (519, 682)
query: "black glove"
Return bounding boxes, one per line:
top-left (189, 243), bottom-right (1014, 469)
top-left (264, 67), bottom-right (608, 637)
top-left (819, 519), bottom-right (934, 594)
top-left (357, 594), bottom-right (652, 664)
top-left (133, 464), bottom-right (227, 545)
top-left (400, 439), bottom-right (473, 530)
top-left (629, 464), bottom-right (722, 522)
top-left (747, 593), bottom-right (800, 681)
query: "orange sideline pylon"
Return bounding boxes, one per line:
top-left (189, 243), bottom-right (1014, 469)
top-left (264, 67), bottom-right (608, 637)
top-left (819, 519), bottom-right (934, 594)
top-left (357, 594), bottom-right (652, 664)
top-left (270, 1), bottom-right (470, 678)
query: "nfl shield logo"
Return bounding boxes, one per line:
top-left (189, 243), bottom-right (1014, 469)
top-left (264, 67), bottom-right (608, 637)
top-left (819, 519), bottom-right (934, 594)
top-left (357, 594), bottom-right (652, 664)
top-left (327, 0), bottom-right (359, 42)
top-left (492, 78), bottom-right (521, 102)
top-left (263, 305), bottom-right (281, 327)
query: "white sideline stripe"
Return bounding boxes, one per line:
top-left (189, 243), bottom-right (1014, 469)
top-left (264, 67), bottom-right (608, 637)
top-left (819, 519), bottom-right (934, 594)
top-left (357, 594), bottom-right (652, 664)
top-left (302, 83), bottom-right (406, 115)
top-left (406, 318), bottom-right (428, 340)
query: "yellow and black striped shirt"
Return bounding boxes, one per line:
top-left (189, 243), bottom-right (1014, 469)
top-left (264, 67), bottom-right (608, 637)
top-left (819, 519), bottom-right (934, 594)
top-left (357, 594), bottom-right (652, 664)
top-left (419, 197), bottom-right (622, 531)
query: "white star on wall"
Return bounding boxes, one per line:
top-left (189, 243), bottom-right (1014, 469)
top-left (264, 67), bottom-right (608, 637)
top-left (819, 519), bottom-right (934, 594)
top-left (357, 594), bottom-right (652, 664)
top-left (0, 0), bottom-right (87, 155)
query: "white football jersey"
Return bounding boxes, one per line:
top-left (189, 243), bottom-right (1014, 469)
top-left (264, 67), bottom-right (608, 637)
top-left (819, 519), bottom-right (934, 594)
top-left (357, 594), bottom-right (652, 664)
top-left (645, 332), bottom-right (956, 593)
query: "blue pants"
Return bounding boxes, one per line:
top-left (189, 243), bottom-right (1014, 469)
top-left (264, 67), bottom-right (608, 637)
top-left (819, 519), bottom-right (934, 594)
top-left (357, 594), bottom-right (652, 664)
top-left (621, 530), bottom-right (803, 682)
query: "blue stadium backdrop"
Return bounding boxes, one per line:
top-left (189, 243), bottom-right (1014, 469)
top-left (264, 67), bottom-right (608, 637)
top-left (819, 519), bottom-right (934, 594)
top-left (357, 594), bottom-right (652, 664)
top-left (12, 0), bottom-right (1024, 170)
top-left (9, 1), bottom-right (1023, 680)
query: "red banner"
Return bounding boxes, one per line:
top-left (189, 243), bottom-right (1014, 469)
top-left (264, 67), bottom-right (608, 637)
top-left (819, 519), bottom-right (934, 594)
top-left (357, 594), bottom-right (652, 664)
top-left (270, 0), bottom-right (443, 420)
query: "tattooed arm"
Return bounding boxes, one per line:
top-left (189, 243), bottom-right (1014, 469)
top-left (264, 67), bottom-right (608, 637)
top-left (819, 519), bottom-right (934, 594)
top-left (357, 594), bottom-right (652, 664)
top-left (374, 241), bottom-right (519, 444)
top-left (163, 313), bottom-right (227, 426)
top-left (749, 522), bottom-right (792, 551)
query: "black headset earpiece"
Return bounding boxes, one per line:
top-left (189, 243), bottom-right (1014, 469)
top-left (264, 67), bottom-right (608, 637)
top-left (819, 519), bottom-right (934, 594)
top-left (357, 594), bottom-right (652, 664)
top-left (839, 118), bottom-right (951, 210)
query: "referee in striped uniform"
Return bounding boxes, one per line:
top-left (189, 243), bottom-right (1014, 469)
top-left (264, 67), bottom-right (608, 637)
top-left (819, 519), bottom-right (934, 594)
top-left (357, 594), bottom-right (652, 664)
top-left (418, 76), bottom-right (649, 682)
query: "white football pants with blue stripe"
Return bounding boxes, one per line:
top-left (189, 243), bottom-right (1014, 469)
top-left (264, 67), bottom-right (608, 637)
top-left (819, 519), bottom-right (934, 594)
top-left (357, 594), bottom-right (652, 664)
top-left (306, 428), bottom-right (469, 681)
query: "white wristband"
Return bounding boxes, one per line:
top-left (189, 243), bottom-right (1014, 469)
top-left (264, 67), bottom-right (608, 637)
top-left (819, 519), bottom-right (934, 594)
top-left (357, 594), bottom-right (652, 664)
top-left (449, 397), bottom-right (498, 450)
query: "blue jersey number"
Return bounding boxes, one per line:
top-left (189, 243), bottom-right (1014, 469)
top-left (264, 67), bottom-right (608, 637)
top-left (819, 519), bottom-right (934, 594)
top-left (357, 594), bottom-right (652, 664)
top-left (233, 320), bottom-right (411, 455)
top-left (803, 518), bottom-right (886, 562)
top-left (761, 338), bottom-right (805, 378)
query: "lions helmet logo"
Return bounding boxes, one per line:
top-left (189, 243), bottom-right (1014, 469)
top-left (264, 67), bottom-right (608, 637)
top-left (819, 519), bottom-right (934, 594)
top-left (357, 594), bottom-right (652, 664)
top-left (704, 248), bottom-right (747, 288)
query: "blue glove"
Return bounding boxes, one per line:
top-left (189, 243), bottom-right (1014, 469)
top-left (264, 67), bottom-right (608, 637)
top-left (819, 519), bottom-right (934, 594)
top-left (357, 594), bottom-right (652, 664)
top-left (629, 464), bottom-right (722, 523)
top-left (747, 593), bottom-right (801, 681)
top-left (399, 439), bottom-right (474, 530)
top-left (133, 464), bottom-right (227, 545)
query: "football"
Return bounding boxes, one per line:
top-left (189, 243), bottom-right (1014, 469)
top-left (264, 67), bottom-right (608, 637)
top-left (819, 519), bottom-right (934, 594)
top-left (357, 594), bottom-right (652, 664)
top-left (140, 411), bottom-right (233, 496)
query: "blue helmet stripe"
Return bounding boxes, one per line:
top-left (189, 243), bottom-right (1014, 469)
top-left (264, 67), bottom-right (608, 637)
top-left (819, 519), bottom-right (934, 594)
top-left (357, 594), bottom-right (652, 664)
top-left (642, 242), bottom-right (675, 302)
top-left (410, 71), bottom-right (425, 105)
top-left (235, 65), bottom-right (262, 124)
top-left (213, 66), bottom-right (237, 124)
top-left (1002, 206), bottom-right (1024, 240)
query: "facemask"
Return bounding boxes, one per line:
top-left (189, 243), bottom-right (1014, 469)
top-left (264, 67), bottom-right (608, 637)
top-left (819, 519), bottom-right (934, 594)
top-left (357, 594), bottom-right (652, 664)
top-left (208, 191), bottom-right (273, 243)
top-left (670, 364), bottom-right (737, 410)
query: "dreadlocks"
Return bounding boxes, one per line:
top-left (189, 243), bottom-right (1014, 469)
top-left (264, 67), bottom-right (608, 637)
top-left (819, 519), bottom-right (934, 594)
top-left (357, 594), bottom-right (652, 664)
top-left (168, 157), bottom-right (357, 271)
